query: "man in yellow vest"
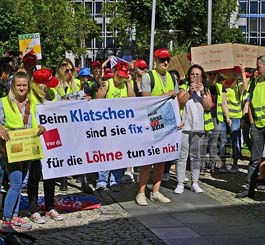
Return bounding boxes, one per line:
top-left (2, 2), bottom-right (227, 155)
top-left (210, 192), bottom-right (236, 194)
top-left (236, 56), bottom-right (265, 198)
top-left (136, 48), bottom-right (179, 206)
top-left (219, 66), bottom-right (248, 173)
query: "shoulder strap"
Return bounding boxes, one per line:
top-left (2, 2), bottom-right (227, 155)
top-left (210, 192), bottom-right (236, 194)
top-left (23, 101), bottom-right (30, 126)
top-left (148, 70), bottom-right (155, 92)
top-left (168, 72), bottom-right (176, 87)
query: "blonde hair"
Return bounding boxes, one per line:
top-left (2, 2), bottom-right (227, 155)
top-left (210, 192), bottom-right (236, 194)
top-left (56, 58), bottom-right (77, 92)
top-left (8, 71), bottom-right (31, 112)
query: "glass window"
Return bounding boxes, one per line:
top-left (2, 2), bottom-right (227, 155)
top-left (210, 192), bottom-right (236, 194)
top-left (106, 37), bottom-right (114, 48)
top-left (96, 39), bottom-right (103, 49)
top-left (250, 37), bottom-right (258, 45)
top-left (261, 18), bottom-right (265, 32)
top-left (96, 2), bottom-right (102, 14)
top-left (250, 2), bottom-right (258, 14)
top-left (250, 18), bottom-right (258, 32)
top-left (239, 2), bottom-right (247, 14)
top-left (262, 2), bottom-right (265, 13)
top-left (239, 25), bottom-right (247, 33)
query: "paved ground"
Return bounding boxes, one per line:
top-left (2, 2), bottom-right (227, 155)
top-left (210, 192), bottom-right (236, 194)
top-left (3, 157), bottom-right (265, 244)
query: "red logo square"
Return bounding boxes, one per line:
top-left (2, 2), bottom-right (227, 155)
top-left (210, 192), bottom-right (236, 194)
top-left (43, 128), bottom-right (62, 150)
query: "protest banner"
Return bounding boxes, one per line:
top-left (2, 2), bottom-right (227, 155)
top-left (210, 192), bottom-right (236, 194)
top-left (37, 96), bottom-right (182, 179)
top-left (191, 43), bottom-right (265, 71)
top-left (6, 128), bottom-right (44, 163)
top-left (168, 53), bottom-right (190, 78)
top-left (18, 33), bottom-right (42, 59)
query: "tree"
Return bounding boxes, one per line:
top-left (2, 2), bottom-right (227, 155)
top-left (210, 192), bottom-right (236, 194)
top-left (103, 0), bottom-right (245, 57)
top-left (0, 0), bottom-right (101, 67)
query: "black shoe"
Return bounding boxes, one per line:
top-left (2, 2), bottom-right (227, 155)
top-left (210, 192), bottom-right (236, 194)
top-left (235, 190), bottom-right (254, 199)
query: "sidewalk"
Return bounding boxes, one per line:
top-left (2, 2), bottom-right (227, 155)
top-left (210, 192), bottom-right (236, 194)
top-left (17, 160), bottom-right (265, 244)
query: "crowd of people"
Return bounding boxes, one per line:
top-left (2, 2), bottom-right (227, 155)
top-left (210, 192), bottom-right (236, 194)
top-left (0, 46), bottom-right (264, 232)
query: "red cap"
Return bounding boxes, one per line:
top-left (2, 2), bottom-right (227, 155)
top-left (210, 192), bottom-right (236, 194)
top-left (23, 50), bottom-right (37, 65)
top-left (103, 68), bottom-right (114, 79)
top-left (134, 60), bottom-right (148, 69)
top-left (90, 60), bottom-right (102, 68)
top-left (154, 48), bottom-right (170, 58)
top-left (245, 72), bottom-right (251, 78)
top-left (115, 61), bottom-right (129, 78)
top-left (33, 68), bottom-right (59, 88)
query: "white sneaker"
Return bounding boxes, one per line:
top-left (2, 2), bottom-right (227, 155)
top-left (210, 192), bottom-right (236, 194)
top-left (174, 184), bottom-right (184, 194)
top-left (162, 173), bottom-right (170, 181)
top-left (136, 193), bottom-right (148, 206)
top-left (191, 183), bottom-right (203, 193)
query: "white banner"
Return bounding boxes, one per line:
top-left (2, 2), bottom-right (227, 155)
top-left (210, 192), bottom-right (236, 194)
top-left (37, 96), bottom-right (182, 179)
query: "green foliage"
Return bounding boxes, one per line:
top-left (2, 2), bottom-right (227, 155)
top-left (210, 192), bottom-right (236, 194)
top-left (0, 0), bottom-right (100, 67)
top-left (104, 0), bottom-right (244, 57)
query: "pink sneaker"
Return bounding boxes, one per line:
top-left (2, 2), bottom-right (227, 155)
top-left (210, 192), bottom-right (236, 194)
top-left (12, 217), bottom-right (32, 230)
top-left (46, 209), bottom-right (64, 221)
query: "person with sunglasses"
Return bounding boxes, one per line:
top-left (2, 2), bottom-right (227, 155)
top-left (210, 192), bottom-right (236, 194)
top-left (136, 48), bottom-right (179, 206)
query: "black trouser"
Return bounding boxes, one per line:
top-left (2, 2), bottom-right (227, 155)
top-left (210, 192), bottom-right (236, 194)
top-left (27, 160), bottom-right (55, 213)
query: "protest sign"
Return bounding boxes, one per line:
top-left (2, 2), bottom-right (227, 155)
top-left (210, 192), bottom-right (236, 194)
top-left (37, 96), bottom-right (182, 179)
top-left (191, 43), bottom-right (234, 72)
top-left (169, 53), bottom-right (190, 78)
top-left (6, 128), bottom-right (44, 163)
top-left (18, 33), bottom-right (42, 59)
top-left (191, 43), bottom-right (265, 71)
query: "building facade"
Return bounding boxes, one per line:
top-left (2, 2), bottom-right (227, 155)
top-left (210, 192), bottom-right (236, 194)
top-left (238, 0), bottom-right (265, 45)
top-left (74, 0), bottom-right (121, 63)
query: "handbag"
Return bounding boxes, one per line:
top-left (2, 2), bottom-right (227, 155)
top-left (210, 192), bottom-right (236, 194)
top-left (0, 102), bottom-right (31, 157)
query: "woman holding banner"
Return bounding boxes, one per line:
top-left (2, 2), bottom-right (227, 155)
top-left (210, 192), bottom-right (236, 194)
top-left (0, 71), bottom-right (46, 232)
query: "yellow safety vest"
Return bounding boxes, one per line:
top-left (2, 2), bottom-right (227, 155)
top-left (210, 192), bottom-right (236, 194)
top-left (106, 78), bottom-right (133, 98)
top-left (216, 83), bottom-right (224, 123)
top-left (226, 85), bottom-right (242, 119)
top-left (252, 81), bottom-right (265, 128)
top-left (148, 70), bottom-right (175, 96)
top-left (1, 96), bottom-right (37, 129)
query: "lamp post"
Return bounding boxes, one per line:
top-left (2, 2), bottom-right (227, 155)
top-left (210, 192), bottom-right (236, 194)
top-left (207, 0), bottom-right (212, 45)
top-left (149, 0), bottom-right (156, 70)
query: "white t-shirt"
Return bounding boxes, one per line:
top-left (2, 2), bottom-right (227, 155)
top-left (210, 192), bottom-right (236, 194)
top-left (182, 91), bottom-right (204, 132)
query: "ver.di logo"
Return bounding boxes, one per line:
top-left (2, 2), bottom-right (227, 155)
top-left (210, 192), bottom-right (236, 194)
top-left (43, 128), bottom-right (62, 150)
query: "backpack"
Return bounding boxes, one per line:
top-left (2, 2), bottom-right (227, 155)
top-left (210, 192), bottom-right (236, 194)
top-left (147, 70), bottom-right (176, 92)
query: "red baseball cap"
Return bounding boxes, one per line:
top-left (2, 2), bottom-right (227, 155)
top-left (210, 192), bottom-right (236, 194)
top-left (33, 68), bottom-right (59, 88)
top-left (90, 60), bottom-right (102, 68)
top-left (154, 48), bottom-right (170, 59)
top-left (23, 50), bottom-right (37, 65)
top-left (115, 61), bottom-right (129, 78)
top-left (103, 68), bottom-right (114, 79)
top-left (134, 60), bottom-right (148, 69)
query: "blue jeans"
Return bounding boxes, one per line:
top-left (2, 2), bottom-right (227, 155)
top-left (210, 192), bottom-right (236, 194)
top-left (3, 158), bottom-right (30, 220)
top-left (97, 169), bottom-right (123, 187)
top-left (219, 119), bottom-right (241, 163)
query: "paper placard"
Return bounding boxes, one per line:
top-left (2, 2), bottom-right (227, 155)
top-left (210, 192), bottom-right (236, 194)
top-left (191, 43), bottom-right (234, 72)
top-left (168, 53), bottom-right (190, 78)
top-left (191, 43), bottom-right (265, 71)
top-left (6, 128), bottom-right (44, 163)
top-left (18, 33), bottom-right (42, 59)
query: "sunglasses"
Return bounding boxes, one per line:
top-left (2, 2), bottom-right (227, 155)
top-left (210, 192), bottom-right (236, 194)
top-left (158, 58), bottom-right (170, 63)
top-left (190, 73), bottom-right (201, 76)
top-left (137, 67), bottom-right (147, 71)
top-left (65, 68), bottom-right (73, 74)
